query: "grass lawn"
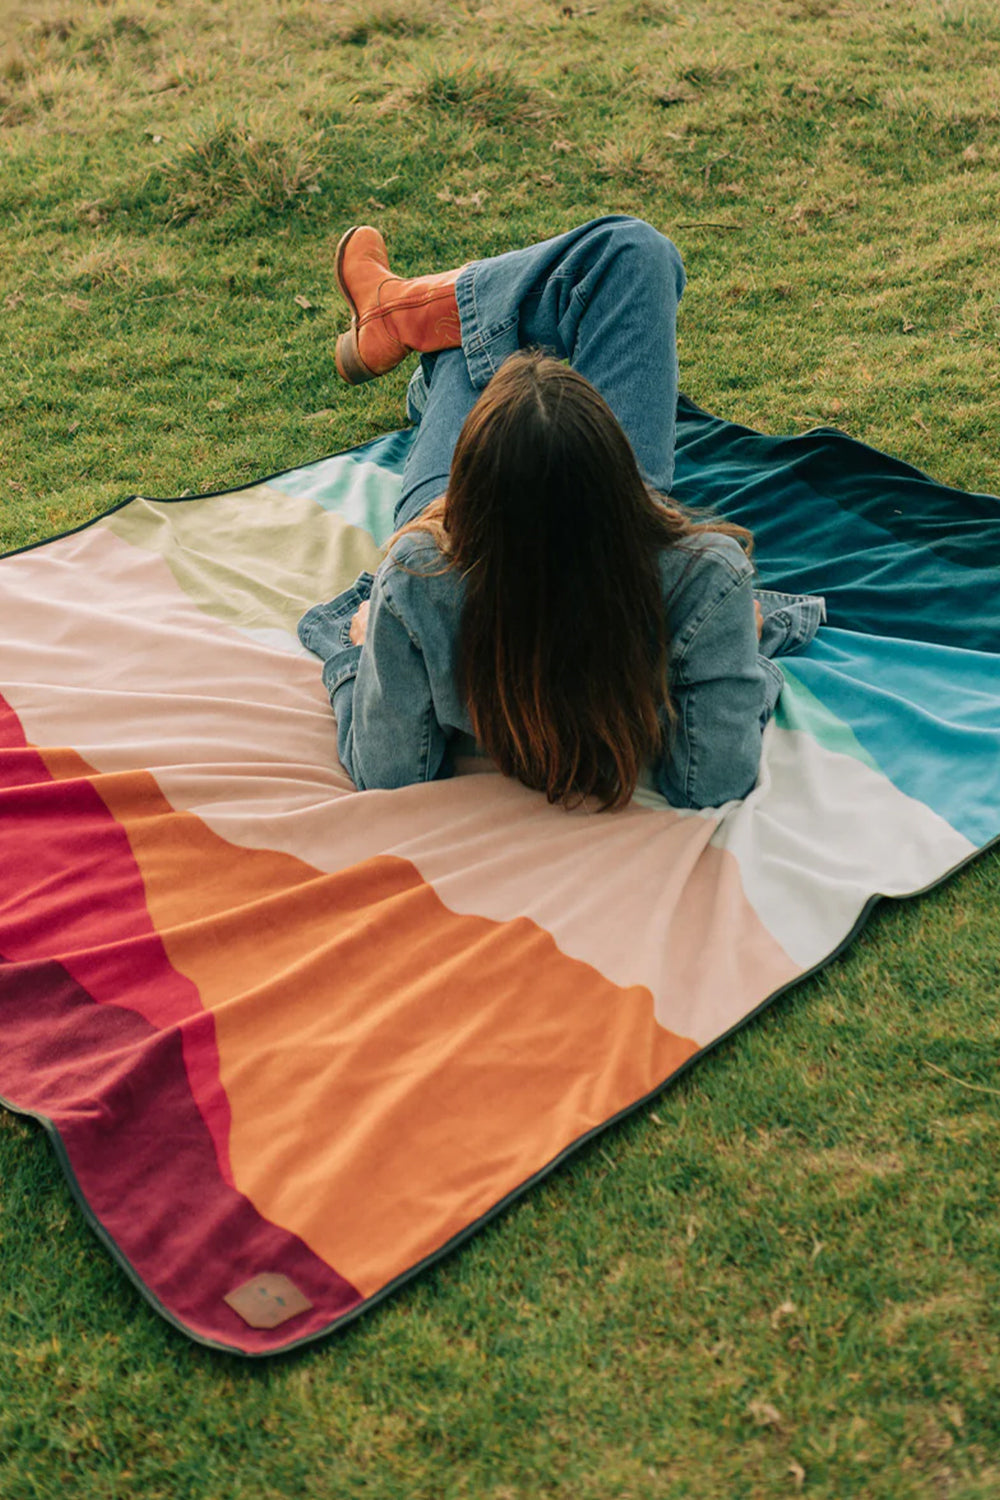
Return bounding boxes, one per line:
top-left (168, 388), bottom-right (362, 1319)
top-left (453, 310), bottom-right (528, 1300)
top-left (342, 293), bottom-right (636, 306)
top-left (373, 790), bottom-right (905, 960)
top-left (1, 0), bottom-right (999, 1495)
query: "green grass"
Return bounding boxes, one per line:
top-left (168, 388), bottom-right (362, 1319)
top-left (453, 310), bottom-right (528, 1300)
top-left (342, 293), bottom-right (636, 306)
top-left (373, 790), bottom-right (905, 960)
top-left (1, 0), bottom-right (999, 1495)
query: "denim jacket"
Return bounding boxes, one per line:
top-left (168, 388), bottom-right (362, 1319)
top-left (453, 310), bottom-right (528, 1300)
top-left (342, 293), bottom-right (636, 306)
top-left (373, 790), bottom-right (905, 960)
top-left (298, 532), bottom-right (824, 809)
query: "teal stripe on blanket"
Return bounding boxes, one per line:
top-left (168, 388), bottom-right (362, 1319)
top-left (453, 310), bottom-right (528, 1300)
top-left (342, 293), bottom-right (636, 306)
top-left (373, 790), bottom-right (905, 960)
top-left (672, 396), bottom-right (1000, 654)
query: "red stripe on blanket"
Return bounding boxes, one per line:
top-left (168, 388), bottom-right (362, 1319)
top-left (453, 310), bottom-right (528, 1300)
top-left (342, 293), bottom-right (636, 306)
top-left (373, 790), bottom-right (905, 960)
top-left (0, 694), bottom-right (234, 1188)
top-left (0, 951), bottom-right (363, 1351)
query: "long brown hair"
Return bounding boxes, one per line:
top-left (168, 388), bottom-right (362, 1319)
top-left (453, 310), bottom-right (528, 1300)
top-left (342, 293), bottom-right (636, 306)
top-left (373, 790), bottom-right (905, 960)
top-left (396, 351), bottom-right (750, 809)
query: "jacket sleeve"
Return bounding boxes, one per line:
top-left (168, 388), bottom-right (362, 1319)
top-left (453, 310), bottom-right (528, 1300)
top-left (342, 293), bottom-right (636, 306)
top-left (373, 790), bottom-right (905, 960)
top-left (655, 551), bottom-right (782, 809)
top-left (324, 576), bottom-right (449, 792)
top-left (754, 587), bottom-right (826, 659)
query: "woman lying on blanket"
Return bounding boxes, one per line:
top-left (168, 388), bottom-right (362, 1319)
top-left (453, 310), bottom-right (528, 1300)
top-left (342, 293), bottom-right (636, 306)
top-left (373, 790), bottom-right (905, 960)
top-left (298, 216), bottom-right (823, 810)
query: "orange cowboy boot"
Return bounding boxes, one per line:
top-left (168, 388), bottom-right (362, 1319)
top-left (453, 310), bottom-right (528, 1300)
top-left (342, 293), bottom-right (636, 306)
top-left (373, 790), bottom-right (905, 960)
top-left (334, 225), bottom-right (466, 385)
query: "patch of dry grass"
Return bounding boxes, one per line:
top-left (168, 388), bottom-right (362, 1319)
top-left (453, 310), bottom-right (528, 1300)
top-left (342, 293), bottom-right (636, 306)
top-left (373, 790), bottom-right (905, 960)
top-left (154, 117), bottom-right (324, 222)
top-left (333, 0), bottom-right (440, 46)
top-left (410, 59), bottom-right (543, 129)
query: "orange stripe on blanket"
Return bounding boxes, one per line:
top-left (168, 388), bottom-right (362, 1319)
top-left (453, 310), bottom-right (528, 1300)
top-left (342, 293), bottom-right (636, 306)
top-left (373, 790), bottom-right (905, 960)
top-left (212, 858), bottom-right (699, 1297)
top-left (39, 749), bottom-right (697, 1296)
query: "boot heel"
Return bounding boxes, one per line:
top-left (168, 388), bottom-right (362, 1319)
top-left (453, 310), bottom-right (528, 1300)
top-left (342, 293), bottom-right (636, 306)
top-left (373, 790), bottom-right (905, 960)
top-left (335, 327), bottom-right (377, 385)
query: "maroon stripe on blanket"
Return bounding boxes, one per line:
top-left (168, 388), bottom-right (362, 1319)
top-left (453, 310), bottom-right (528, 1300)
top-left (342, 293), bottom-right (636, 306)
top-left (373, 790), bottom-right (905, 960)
top-left (0, 951), bottom-right (364, 1353)
top-left (0, 692), bottom-right (236, 1184)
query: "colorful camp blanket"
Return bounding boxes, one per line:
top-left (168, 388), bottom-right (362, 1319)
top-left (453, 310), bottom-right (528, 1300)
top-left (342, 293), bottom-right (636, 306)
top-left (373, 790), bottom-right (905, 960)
top-left (1, 396), bottom-right (999, 1355)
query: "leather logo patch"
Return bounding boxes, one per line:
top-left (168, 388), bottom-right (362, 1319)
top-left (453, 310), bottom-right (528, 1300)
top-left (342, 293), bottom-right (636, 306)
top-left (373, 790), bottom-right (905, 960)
top-left (224, 1273), bottom-right (313, 1329)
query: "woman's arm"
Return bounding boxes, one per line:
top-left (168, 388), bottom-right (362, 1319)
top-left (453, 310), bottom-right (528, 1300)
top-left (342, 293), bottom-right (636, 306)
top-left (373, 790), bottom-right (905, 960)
top-left (299, 573), bottom-right (449, 791)
top-left (656, 547), bottom-right (781, 809)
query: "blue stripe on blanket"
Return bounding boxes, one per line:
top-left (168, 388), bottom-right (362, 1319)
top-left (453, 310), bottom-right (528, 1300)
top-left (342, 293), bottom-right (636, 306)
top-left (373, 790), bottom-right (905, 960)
top-left (785, 631), bottom-right (1000, 846)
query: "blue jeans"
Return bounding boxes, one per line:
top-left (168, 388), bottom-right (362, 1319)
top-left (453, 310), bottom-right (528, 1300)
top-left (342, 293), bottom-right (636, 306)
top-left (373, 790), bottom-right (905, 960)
top-left (393, 216), bottom-right (687, 528)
